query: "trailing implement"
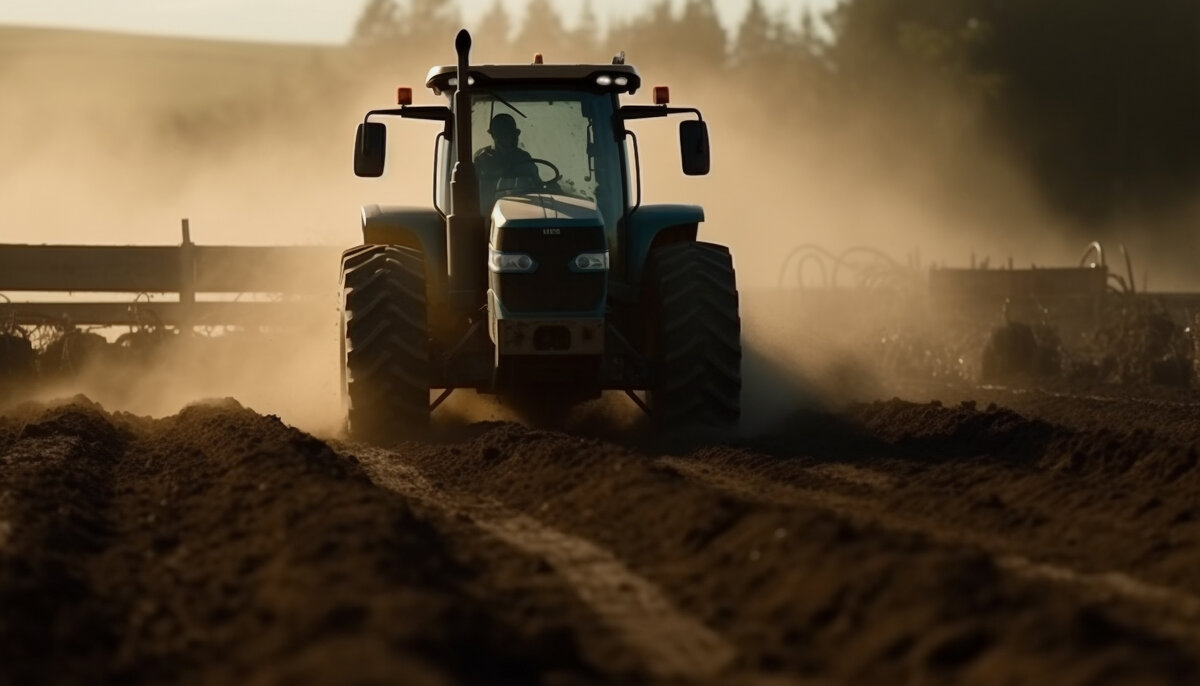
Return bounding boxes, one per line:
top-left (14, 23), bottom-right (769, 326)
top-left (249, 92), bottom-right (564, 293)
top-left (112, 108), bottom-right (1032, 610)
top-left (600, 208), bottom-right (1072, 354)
top-left (0, 221), bottom-right (339, 395)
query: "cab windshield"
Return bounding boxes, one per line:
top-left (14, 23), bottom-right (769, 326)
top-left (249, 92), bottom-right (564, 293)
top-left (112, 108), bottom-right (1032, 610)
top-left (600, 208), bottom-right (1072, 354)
top-left (470, 90), bottom-right (622, 225)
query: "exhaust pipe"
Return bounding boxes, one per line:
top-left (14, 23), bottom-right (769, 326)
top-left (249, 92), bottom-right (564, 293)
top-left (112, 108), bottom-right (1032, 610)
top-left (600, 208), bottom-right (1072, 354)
top-left (447, 29), bottom-right (485, 308)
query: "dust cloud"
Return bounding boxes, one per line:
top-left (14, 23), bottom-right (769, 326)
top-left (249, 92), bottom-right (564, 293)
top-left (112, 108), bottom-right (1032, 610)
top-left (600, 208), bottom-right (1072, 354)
top-left (0, 24), bottom-right (1138, 434)
top-left (27, 329), bottom-right (344, 435)
top-left (620, 68), bottom-right (1084, 430)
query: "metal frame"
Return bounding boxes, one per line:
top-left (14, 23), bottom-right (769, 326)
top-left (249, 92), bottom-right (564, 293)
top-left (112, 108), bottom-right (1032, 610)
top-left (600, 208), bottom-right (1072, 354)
top-left (0, 219), bottom-right (340, 329)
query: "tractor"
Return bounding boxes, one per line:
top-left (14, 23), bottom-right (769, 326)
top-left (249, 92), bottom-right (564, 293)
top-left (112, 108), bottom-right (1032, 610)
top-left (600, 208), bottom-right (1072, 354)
top-left (340, 30), bottom-right (740, 440)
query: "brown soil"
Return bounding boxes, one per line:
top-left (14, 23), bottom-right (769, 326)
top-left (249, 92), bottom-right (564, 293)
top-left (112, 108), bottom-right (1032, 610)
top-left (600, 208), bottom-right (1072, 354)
top-left (4, 387), bottom-right (1200, 685)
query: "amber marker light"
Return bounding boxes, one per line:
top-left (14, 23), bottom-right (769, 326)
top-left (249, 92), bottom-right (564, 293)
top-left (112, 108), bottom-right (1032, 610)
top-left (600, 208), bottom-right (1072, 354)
top-left (653, 86), bottom-right (670, 105)
top-left (533, 53), bottom-right (544, 64)
top-left (396, 87), bottom-right (413, 106)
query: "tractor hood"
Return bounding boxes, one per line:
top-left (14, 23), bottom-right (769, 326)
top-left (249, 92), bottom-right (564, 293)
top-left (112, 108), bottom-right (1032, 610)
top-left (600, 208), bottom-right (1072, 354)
top-left (490, 194), bottom-right (604, 232)
top-left (487, 193), bottom-right (609, 321)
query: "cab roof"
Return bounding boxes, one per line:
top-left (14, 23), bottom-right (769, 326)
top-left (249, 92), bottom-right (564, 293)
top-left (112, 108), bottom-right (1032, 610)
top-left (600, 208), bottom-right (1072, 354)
top-left (425, 63), bottom-right (641, 96)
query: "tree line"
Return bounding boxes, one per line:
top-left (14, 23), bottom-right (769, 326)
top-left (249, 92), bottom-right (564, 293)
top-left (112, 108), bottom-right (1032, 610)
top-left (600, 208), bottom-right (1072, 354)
top-left (352, 0), bottom-right (1200, 224)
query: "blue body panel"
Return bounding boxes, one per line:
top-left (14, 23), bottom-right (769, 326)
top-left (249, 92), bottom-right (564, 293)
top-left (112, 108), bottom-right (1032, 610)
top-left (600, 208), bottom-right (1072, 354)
top-left (624, 203), bottom-right (704, 287)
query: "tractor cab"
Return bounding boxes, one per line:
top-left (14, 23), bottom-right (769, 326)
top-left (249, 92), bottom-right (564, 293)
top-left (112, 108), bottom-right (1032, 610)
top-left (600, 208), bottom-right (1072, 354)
top-left (425, 64), bottom-right (640, 231)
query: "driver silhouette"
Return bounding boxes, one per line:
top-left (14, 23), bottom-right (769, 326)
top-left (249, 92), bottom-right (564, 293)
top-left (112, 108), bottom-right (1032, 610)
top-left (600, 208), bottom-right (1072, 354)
top-left (474, 113), bottom-right (539, 205)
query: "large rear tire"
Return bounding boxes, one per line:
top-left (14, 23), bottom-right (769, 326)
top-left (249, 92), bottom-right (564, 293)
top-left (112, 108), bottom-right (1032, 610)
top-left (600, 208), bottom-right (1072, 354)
top-left (644, 241), bottom-right (741, 428)
top-left (339, 245), bottom-right (431, 442)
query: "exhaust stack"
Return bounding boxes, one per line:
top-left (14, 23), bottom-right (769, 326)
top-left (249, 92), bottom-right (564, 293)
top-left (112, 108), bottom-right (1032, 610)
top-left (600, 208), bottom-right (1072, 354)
top-left (447, 29), bottom-right (485, 306)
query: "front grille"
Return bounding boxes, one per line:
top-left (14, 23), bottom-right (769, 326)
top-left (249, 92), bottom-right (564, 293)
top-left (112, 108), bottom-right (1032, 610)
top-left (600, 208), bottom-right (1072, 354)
top-left (493, 225), bottom-right (606, 314)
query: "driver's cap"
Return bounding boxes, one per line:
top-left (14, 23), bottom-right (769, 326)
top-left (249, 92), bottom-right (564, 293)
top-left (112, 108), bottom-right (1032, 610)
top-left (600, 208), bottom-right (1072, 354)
top-left (489, 113), bottom-right (519, 135)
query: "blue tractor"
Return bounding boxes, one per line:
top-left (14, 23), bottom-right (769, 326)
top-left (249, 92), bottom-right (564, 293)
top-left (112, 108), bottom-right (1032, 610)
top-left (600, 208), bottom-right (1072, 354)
top-left (341, 30), bottom-right (740, 440)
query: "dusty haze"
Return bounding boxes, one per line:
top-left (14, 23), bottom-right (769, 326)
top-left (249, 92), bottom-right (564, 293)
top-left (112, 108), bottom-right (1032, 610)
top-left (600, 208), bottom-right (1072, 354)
top-left (1, 25), bottom-right (1184, 433)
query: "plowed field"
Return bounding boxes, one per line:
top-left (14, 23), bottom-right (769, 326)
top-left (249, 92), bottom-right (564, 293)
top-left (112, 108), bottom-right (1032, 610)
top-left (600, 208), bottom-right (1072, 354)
top-left (4, 386), bottom-right (1200, 685)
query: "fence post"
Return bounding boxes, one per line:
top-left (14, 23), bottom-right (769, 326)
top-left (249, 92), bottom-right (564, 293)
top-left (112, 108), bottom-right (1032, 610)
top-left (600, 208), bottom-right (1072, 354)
top-left (179, 218), bottom-right (195, 333)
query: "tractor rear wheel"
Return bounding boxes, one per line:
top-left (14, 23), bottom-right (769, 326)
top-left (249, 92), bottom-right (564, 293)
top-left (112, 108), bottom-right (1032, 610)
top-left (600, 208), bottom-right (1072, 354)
top-left (644, 241), bottom-right (741, 428)
top-left (339, 245), bottom-right (431, 442)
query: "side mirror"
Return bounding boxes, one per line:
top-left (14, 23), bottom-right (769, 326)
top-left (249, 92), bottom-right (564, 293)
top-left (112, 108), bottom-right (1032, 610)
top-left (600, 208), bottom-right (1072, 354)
top-left (354, 122), bottom-right (387, 178)
top-left (679, 120), bottom-right (710, 176)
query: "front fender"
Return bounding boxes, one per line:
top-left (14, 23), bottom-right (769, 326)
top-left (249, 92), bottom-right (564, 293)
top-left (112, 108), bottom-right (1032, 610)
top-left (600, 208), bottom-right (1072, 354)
top-left (360, 204), bottom-right (447, 294)
top-left (624, 204), bottom-right (703, 287)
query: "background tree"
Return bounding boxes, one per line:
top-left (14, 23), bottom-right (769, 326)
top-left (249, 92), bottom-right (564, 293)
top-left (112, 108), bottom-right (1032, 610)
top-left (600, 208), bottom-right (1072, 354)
top-left (475, 0), bottom-right (514, 59)
top-left (399, 0), bottom-right (460, 45)
top-left (514, 0), bottom-right (568, 59)
top-left (611, 0), bottom-right (675, 70)
top-left (351, 0), bottom-right (401, 46)
top-left (732, 0), bottom-right (772, 70)
top-left (568, 0), bottom-right (603, 61)
top-left (676, 0), bottom-right (727, 72)
top-left (351, 0), bottom-right (458, 58)
top-left (974, 0), bottom-right (1200, 219)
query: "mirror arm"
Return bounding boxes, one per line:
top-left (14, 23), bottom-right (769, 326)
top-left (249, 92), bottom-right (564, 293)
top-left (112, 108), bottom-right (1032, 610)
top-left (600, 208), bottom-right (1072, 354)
top-left (617, 105), bottom-right (703, 122)
top-left (363, 106), bottom-right (453, 125)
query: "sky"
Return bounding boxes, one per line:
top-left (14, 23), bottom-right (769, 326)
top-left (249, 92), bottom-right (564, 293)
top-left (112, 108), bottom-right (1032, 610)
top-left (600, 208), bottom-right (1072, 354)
top-left (0, 0), bottom-right (837, 45)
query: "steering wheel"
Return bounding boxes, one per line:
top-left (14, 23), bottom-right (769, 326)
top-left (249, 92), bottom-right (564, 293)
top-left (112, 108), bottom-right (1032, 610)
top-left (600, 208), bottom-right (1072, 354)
top-left (495, 158), bottom-right (562, 189)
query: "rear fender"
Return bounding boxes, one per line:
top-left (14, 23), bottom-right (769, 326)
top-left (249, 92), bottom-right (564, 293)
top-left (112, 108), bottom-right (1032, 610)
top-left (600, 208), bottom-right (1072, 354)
top-left (624, 204), bottom-right (703, 290)
top-left (360, 205), bottom-right (447, 296)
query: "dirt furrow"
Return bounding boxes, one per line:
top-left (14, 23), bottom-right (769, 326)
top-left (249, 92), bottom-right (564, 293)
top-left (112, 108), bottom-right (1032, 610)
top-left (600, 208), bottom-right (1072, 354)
top-left (4, 401), bottom-right (630, 685)
top-left (354, 447), bottom-right (738, 681)
top-left (660, 455), bottom-right (1200, 642)
top-left (0, 401), bottom-right (127, 686)
top-left (735, 398), bottom-right (1200, 595)
top-left (401, 417), bottom-right (1200, 685)
top-left (889, 380), bottom-right (1200, 442)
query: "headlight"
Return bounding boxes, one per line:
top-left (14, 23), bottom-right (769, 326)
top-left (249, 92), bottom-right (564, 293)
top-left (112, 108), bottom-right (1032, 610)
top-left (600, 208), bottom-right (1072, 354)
top-left (489, 249), bottom-right (537, 273)
top-left (571, 251), bottom-right (609, 272)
